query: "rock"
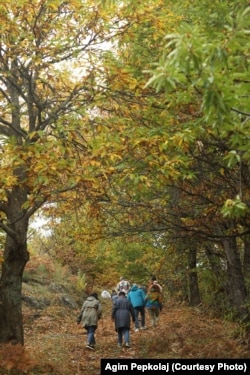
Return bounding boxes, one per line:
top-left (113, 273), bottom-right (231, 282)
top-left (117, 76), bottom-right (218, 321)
top-left (58, 294), bottom-right (78, 309)
top-left (48, 282), bottom-right (67, 293)
top-left (22, 295), bottom-right (50, 309)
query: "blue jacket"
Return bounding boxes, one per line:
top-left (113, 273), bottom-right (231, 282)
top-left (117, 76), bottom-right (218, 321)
top-left (127, 285), bottom-right (146, 308)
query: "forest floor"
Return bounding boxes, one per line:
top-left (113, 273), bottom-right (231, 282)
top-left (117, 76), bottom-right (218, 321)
top-left (1, 298), bottom-right (248, 375)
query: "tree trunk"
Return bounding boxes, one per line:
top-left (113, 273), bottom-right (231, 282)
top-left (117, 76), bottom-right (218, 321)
top-left (204, 243), bottom-right (228, 293)
top-left (223, 237), bottom-right (248, 318)
top-left (0, 187), bottom-right (29, 345)
top-left (204, 244), bottom-right (224, 280)
top-left (243, 236), bottom-right (250, 280)
top-left (188, 247), bottom-right (201, 306)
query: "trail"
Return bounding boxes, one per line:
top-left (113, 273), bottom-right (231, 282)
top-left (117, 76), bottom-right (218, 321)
top-left (24, 299), bottom-right (249, 374)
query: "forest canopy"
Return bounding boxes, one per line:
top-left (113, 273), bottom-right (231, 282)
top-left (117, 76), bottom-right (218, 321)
top-left (0, 0), bottom-right (249, 345)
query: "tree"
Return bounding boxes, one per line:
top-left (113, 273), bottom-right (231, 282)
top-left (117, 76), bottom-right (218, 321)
top-left (11, 0), bottom-right (248, 322)
top-left (0, 0), bottom-right (132, 345)
top-left (142, 0), bottom-right (250, 316)
top-left (73, 0), bottom-right (250, 314)
top-left (31, 0), bottom-right (182, 289)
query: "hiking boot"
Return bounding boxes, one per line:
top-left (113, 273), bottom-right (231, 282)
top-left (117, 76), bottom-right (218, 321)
top-left (125, 343), bottom-right (130, 348)
top-left (140, 326), bottom-right (147, 330)
top-left (117, 343), bottom-right (122, 348)
top-left (134, 328), bottom-right (139, 332)
top-left (86, 344), bottom-right (94, 350)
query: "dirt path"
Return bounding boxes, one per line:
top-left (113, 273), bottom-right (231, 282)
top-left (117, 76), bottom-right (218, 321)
top-left (22, 300), bottom-right (249, 374)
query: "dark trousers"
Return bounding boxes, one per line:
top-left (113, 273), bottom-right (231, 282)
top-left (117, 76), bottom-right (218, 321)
top-left (117, 327), bottom-right (130, 345)
top-left (134, 306), bottom-right (145, 328)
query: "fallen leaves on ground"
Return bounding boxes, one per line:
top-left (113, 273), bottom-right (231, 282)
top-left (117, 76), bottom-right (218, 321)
top-left (0, 299), bottom-right (249, 374)
top-left (12, 299), bottom-right (248, 374)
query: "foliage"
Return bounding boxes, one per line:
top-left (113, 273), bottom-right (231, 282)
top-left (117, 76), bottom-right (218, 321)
top-left (1, 0), bottom-right (249, 347)
top-left (146, 0), bottom-right (249, 169)
top-left (76, 271), bottom-right (87, 292)
top-left (0, 0), bottom-right (148, 344)
top-left (0, 0), bottom-right (126, 215)
top-left (222, 195), bottom-right (249, 219)
top-left (29, 0), bottom-right (249, 318)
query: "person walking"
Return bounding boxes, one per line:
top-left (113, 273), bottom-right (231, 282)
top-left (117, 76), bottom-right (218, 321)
top-left (111, 289), bottom-right (118, 301)
top-left (127, 283), bottom-right (146, 331)
top-left (145, 286), bottom-right (163, 327)
top-left (77, 292), bottom-right (102, 350)
top-left (111, 291), bottom-right (135, 348)
top-left (138, 283), bottom-right (147, 295)
top-left (148, 276), bottom-right (162, 293)
top-left (116, 276), bottom-right (131, 295)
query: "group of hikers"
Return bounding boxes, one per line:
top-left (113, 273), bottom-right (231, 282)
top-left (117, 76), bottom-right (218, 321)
top-left (77, 276), bottom-right (163, 350)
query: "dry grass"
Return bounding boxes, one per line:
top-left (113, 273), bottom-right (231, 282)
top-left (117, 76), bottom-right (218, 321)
top-left (0, 298), bottom-right (249, 374)
top-left (1, 253), bottom-right (249, 374)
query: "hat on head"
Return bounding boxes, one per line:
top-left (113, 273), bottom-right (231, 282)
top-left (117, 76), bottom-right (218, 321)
top-left (120, 276), bottom-right (124, 280)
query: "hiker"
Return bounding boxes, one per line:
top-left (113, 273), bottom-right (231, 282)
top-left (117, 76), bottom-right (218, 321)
top-left (77, 292), bottom-right (102, 350)
top-left (101, 290), bottom-right (111, 299)
top-left (111, 290), bottom-right (135, 348)
top-left (111, 289), bottom-right (118, 301)
top-left (145, 286), bottom-right (163, 327)
top-left (116, 276), bottom-right (131, 295)
top-left (138, 283), bottom-right (147, 295)
top-left (148, 276), bottom-right (162, 293)
top-left (127, 283), bottom-right (147, 331)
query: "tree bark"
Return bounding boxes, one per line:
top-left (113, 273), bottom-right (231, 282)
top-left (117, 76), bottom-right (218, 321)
top-left (0, 187), bottom-right (29, 345)
top-left (204, 243), bottom-right (228, 292)
top-left (204, 244), bottom-right (224, 280)
top-left (243, 236), bottom-right (250, 280)
top-left (188, 247), bottom-right (201, 306)
top-left (223, 237), bottom-right (248, 318)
